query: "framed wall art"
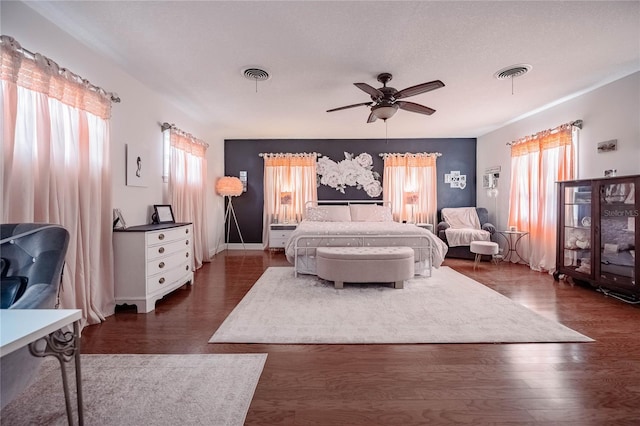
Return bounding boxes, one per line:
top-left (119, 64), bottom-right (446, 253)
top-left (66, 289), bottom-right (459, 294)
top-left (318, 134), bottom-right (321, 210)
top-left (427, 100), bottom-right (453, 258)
top-left (597, 139), bottom-right (617, 153)
top-left (126, 144), bottom-right (149, 187)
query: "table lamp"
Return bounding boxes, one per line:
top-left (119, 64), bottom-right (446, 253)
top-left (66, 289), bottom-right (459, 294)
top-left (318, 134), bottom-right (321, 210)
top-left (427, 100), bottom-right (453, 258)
top-left (280, 191), bottom-right (292, 223)
top-left (405, 191), bottom-right (419, 223)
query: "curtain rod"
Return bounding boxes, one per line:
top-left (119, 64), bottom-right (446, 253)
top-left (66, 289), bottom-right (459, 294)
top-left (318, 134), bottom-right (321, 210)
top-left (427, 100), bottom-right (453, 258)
top-left (161, 122), bottom-right (209, 148)
top-left (0, 35), bottom-right (121, 103)
top-left (258, 152), bottom-right (321, 157)
top-left (379, 152), bottom-right (442, 158)
top-left (507, 119), bottom-right (583, 146)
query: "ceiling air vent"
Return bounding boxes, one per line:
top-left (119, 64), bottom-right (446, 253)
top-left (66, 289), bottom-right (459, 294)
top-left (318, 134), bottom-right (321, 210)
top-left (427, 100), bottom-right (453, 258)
top-left (242, 67), bottom-right (270, 81)
top-left (494, 64), bottom-right (532, 80)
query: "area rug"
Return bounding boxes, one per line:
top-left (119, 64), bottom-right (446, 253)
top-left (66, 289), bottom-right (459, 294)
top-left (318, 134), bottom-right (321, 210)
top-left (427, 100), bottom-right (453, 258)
top-left (209, 267), bottom-right (592, 344)
top-left (1, 354), bottom-right (267, 426)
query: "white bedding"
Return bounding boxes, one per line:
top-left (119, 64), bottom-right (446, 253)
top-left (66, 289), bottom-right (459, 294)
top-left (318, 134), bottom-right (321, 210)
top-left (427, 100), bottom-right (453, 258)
top-left (445, 228), bottom-right (490, 247)
top-left (441, 207), bottom-right (490, 247)
top-left (285, 221), bottom-right (448, 274)
top-left (441, 207), bottom-right (481, 229)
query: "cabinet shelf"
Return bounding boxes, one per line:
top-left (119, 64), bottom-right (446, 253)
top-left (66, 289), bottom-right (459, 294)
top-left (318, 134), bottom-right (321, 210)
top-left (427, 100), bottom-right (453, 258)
top-left (563, 248), bottom-right (591, 253)
top-left (564, 225), bottom-right (591, 231)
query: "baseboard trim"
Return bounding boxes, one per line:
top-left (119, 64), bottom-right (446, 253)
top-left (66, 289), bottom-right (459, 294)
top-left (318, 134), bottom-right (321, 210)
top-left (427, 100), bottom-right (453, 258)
top-left (210, 243), bottom-right (264, 257)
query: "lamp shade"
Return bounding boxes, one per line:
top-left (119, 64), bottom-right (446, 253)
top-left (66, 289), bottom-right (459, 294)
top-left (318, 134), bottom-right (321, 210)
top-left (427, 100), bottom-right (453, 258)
top-left (280, 191), bottom-right (292, 205)
top-left (405, 191), bottom-right (419, 205)
top-left (215, 176), bottom-right (243, 196)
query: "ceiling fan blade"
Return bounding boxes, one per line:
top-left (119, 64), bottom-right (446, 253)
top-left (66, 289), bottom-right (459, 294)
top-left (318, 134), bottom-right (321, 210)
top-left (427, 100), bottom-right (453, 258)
top-left (395, 80), bottom-right (445, 99)
top-left (326, 102), bottom-right (372, 113)
top-left (367, 111), bottom-right (378, 123)
top-left (396, 101), bottom-right (436, 115)
top-left (354, 83), bottom-right (383, 99)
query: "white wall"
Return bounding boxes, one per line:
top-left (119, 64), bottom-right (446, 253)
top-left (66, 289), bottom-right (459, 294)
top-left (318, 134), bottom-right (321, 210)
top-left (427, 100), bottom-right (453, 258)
top-left (2, 1), bottom-right (226, 252)
top-left (477, 72), bottom-right (640, 231)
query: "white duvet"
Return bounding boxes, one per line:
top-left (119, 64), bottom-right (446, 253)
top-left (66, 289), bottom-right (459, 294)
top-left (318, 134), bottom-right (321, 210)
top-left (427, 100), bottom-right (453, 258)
top-left (285, 220), bottom-right (448, 269)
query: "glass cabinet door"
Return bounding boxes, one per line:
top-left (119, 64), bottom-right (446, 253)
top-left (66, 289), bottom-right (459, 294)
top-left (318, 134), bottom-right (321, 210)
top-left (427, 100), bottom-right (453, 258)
top-left (562, 184), bottom-right (593, 277)
top-left (599, 180), bottom-right (636, 286)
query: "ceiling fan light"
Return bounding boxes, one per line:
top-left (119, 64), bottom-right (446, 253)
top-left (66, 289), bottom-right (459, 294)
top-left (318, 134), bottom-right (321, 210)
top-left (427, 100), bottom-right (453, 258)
top-left (372, 104), bottom-right (398, 120)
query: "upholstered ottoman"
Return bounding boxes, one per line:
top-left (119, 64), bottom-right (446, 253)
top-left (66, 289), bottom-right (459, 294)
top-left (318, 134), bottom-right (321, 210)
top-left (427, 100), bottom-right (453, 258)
top-left (470, 240), bottom-right (500, 269)
top-left (316, 246), bottom-right (414, 289)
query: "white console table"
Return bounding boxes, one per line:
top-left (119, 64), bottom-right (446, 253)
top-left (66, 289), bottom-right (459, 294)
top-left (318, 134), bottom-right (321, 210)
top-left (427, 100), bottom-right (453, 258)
top-left (1, 309), bottom-right (84, 425)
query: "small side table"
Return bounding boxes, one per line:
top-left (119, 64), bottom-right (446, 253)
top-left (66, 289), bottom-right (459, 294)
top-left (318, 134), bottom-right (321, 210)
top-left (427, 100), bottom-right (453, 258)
top-left (415, 223), bottom-right (434, 233)
top-left (498, 230), bottom-right (529, 264)
top-left (269, 223), bottom-right (298, 250)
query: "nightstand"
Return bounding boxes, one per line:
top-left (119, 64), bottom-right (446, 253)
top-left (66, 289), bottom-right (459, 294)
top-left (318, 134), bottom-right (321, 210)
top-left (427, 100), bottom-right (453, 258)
top-left (415, 223), bottom-right (434, 233)
top-left (269, 223), bottom-right (297, 249)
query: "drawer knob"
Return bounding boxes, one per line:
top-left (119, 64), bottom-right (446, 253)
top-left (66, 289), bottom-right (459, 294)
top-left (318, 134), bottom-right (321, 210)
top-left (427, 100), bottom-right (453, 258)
top-left (185, 240), bottom-right (189, 245)
top-left (159, 262), bottom-right (165, 269)
top-left (186, 252), bottom-right (189, 258)
top-left (158, 247), bottom-right (165, 254)
top-left (185, 228), bottom-right (189, 234)
top-left (185, 265), bottom-right (189, 271)
top-left (158, 233), bottom-right (165, 240)
top-left (159, 277), bottom-right (165, 284)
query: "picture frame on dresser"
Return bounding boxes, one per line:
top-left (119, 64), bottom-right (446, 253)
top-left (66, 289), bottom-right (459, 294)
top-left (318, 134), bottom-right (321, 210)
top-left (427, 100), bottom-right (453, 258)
top-left (153, 204), bottom-right (175, 224)
top-left (113, 208), bottom-right (127, 229)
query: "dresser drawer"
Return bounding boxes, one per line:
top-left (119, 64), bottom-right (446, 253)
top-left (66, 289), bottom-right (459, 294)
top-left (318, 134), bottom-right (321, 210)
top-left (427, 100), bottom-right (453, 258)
top-left (271, 230), bottom-right (293, 239)
top-left (147, 237), bottom-right (191, 260)
top-left (146, 226), bottom-right (190, 246)
top-left (270, 238), bottom-right (289, 248)
top-left (147, 260), bottom-right (192, 293)
top-left (147, 249), bottom-right (191, 276)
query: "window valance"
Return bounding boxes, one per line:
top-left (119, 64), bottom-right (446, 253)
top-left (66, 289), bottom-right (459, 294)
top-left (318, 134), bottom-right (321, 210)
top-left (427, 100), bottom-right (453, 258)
top-left (0, 35), bottom-right (119, 119)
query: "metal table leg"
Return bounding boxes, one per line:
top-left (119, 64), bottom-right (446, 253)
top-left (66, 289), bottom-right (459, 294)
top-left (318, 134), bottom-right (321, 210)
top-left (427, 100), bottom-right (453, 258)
top-left (29, 320), bottom-right (83, 426)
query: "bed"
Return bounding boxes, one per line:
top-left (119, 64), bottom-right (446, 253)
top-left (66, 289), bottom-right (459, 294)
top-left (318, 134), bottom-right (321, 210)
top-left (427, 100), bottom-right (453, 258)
top-left (284, 201), bottom-right (448, 276)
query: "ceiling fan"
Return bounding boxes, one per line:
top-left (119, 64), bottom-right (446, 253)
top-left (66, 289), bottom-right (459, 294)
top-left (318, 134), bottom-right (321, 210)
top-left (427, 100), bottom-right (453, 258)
top-left (327, 73), bottom-right (445, 123)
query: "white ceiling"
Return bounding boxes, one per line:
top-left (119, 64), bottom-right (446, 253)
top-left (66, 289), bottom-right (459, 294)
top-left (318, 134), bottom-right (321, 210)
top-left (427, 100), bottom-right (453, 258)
top-left (25, 1), bottom-right (640, 139)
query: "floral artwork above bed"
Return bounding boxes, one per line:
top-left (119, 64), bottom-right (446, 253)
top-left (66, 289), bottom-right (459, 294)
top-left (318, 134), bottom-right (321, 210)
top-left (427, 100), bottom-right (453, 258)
top-left (316, 152), bottom-right (382, 197)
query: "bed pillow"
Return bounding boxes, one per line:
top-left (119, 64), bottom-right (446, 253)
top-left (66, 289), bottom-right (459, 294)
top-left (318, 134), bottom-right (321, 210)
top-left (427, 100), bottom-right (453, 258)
top-left (305, 205), bottom-right (351, 222)
top-left (349, 204), bottom-right (393, 222)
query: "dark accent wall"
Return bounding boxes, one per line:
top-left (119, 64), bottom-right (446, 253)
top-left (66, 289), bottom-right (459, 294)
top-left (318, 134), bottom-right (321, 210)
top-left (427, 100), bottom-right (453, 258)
top-left (224, 138), bottom-right (476, 243)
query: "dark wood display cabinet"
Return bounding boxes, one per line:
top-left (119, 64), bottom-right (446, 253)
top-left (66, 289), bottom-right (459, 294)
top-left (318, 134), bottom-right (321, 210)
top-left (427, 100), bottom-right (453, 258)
top-left (554, 175), bottom-right (639, 301)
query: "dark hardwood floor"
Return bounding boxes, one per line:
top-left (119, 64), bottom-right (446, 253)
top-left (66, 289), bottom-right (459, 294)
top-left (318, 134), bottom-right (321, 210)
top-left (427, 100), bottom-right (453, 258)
top-left (82, 251), bottom-right (640, 425)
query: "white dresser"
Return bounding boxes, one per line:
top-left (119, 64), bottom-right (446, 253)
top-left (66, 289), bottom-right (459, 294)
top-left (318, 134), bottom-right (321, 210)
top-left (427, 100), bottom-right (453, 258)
top-left (113, 223), bottom-right (194, 313)
top-left (269, 223), bottom-right (297, 249)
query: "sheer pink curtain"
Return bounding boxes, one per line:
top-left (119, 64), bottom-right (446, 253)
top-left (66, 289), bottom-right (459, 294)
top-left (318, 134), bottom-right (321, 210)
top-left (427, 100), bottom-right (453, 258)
top-left (262, 153), bottom-right (317, 249)
top-left (382, 153), bottom-right (439, 225)
top-left (167, 128), bottom-right (211, 268)
top-left (508, 124), bottom-right (576, 271)
top-left (1, 36), bottom-right (115, 326)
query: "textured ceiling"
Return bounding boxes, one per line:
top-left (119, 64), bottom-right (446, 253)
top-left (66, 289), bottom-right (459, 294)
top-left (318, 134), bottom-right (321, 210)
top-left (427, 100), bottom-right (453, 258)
top-left (24, 1), bottom-right (640, 139)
